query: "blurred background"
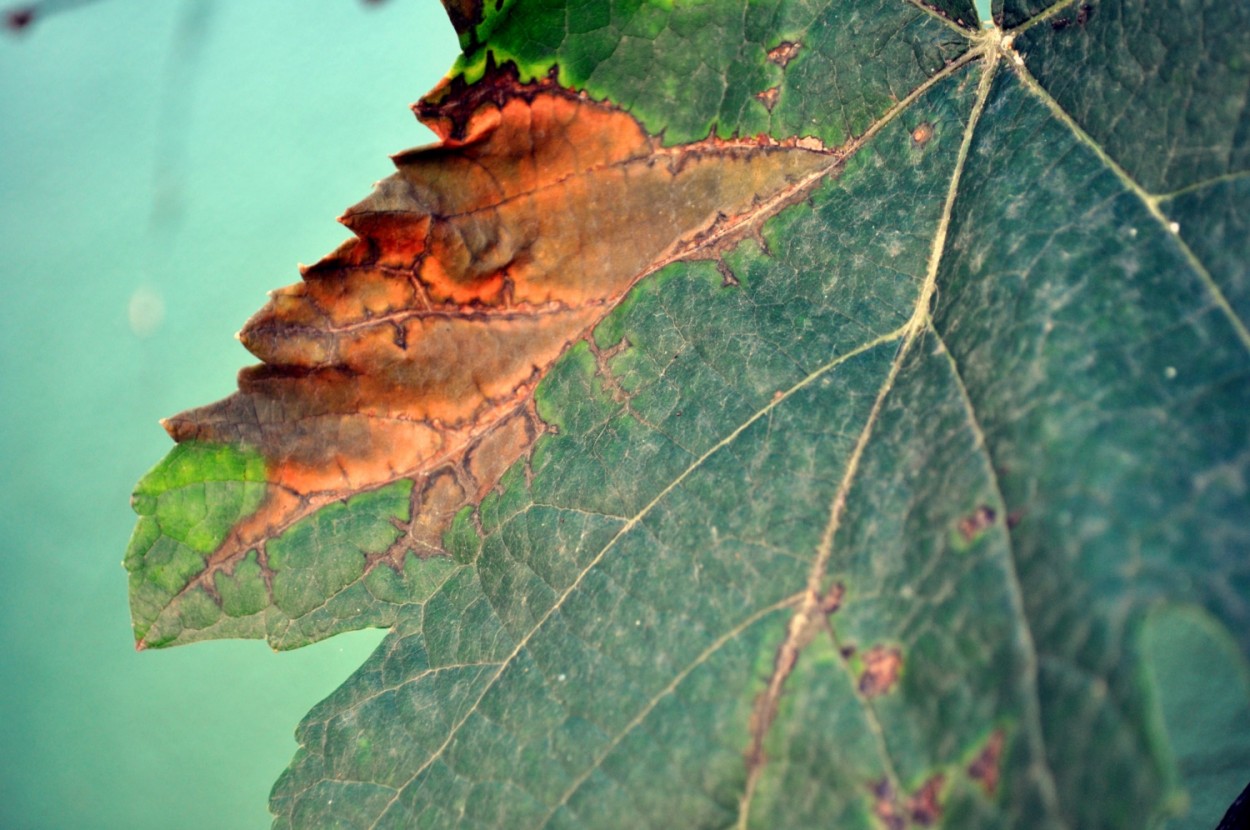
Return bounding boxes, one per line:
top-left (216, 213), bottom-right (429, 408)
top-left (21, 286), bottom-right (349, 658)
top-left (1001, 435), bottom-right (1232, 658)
top-left (0, 1), bottom-right (457, 826)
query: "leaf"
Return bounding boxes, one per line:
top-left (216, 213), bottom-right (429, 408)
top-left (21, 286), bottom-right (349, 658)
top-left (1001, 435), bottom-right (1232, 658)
top-left (123, 0), bottom-right (1250, 827)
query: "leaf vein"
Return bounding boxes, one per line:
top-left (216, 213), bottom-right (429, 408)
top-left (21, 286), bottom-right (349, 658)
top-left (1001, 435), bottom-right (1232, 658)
top-left (535, 595), bottom-right (805, 828)
top-left (1009, 58), bottom-right (1250, 354)
top-left (929, 326), bottom-right (1068, 826)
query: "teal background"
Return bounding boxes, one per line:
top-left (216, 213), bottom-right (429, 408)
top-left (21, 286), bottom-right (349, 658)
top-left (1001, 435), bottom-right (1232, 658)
top-left (0, 1), bottom-right (456, 827)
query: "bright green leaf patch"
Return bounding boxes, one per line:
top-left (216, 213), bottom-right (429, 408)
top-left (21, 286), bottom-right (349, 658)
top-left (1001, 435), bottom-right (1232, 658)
top-left (126, 441), bottom-right (267, 553)
top-left (451, 0), bottom-right (968, 144)
top-left (1142, 606), bottom-right (1250, 828)
top-left (125, 442), bottom-right (268, 645)
top-left (127, 452), bottom-right (459, 650)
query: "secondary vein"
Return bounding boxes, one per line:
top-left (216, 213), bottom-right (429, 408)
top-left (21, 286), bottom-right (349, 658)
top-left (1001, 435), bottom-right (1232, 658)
top-left (734, 40), bottom-right (1001, 827)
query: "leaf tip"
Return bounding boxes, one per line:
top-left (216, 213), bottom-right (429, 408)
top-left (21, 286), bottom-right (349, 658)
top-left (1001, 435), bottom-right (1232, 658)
top-left (130, 490), bottom-right (155, 516)
top-left (157, 416), bottom-right (185, 442)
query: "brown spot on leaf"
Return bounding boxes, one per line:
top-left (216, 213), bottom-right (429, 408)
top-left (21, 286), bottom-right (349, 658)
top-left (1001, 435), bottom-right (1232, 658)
top-left (872, 773), bottom-right (946, 828)
top-left (587, 335), bottom-right (634, 404)
top-left (819, 581), bottom-right (844, 615)
top-left (767, 41), bottom-right (801, 68)
top-left (155, 67), bottom-right (834, 631)
top-left (1051, 4), bottom-right (1093, 31)
top-left (871, 779), bottom-right (906, 830)
top-left (755, 86), bottom-right (780, 111)
top-left (906, 774), bottom-right (946, 825)
top-left (386, 469), bottom-right (469, 561)
top-left (967, 729), bottom-right (1005, 797)
top-left (464, 405), bottom-right (538, 493)
top-left (958, 505), bottom-right (997, 542)
top-left (911, 122), bottom-right (934, 147)
top-left (859, 645), bottom-right (903, 697)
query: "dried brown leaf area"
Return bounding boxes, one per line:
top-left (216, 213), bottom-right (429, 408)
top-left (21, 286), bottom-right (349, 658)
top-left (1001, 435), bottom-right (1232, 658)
top-left (163, 72), bottom-right (834, 572)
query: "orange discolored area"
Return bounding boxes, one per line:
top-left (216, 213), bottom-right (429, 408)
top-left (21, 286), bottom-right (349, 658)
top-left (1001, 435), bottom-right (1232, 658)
top-left (161, 68), bottom-right (834, 584)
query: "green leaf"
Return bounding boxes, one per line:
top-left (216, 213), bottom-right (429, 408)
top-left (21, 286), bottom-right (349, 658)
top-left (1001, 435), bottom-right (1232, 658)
top-left (126, 0), bottom-right (1250, 825)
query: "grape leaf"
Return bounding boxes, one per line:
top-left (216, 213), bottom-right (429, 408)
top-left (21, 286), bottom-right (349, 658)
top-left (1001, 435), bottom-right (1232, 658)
top-left (124, 0), bottom-right (1250, 826)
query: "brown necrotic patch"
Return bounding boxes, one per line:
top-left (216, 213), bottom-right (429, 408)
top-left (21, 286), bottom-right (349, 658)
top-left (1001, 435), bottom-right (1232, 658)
top-left (159, 67), bottom-right (836, 605)
top-left (967, 729), bottom-right (1006, 796)
top-left (858, 645), bottom-right (903, 697)
top-left (756, 86), bottom-right (780, 111)
top-left (957, 504), bottom-right (997, 542)
top-left (905, 775), bottom-right (945, 825)
top-left (819, 580), bottom-right (844, 614)
top-left (871, 774), bottom-right (946, 829)
top-left (767, 41), bottom-right (801, 67)
top-left (871, 779), bottom-right (906, 830)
